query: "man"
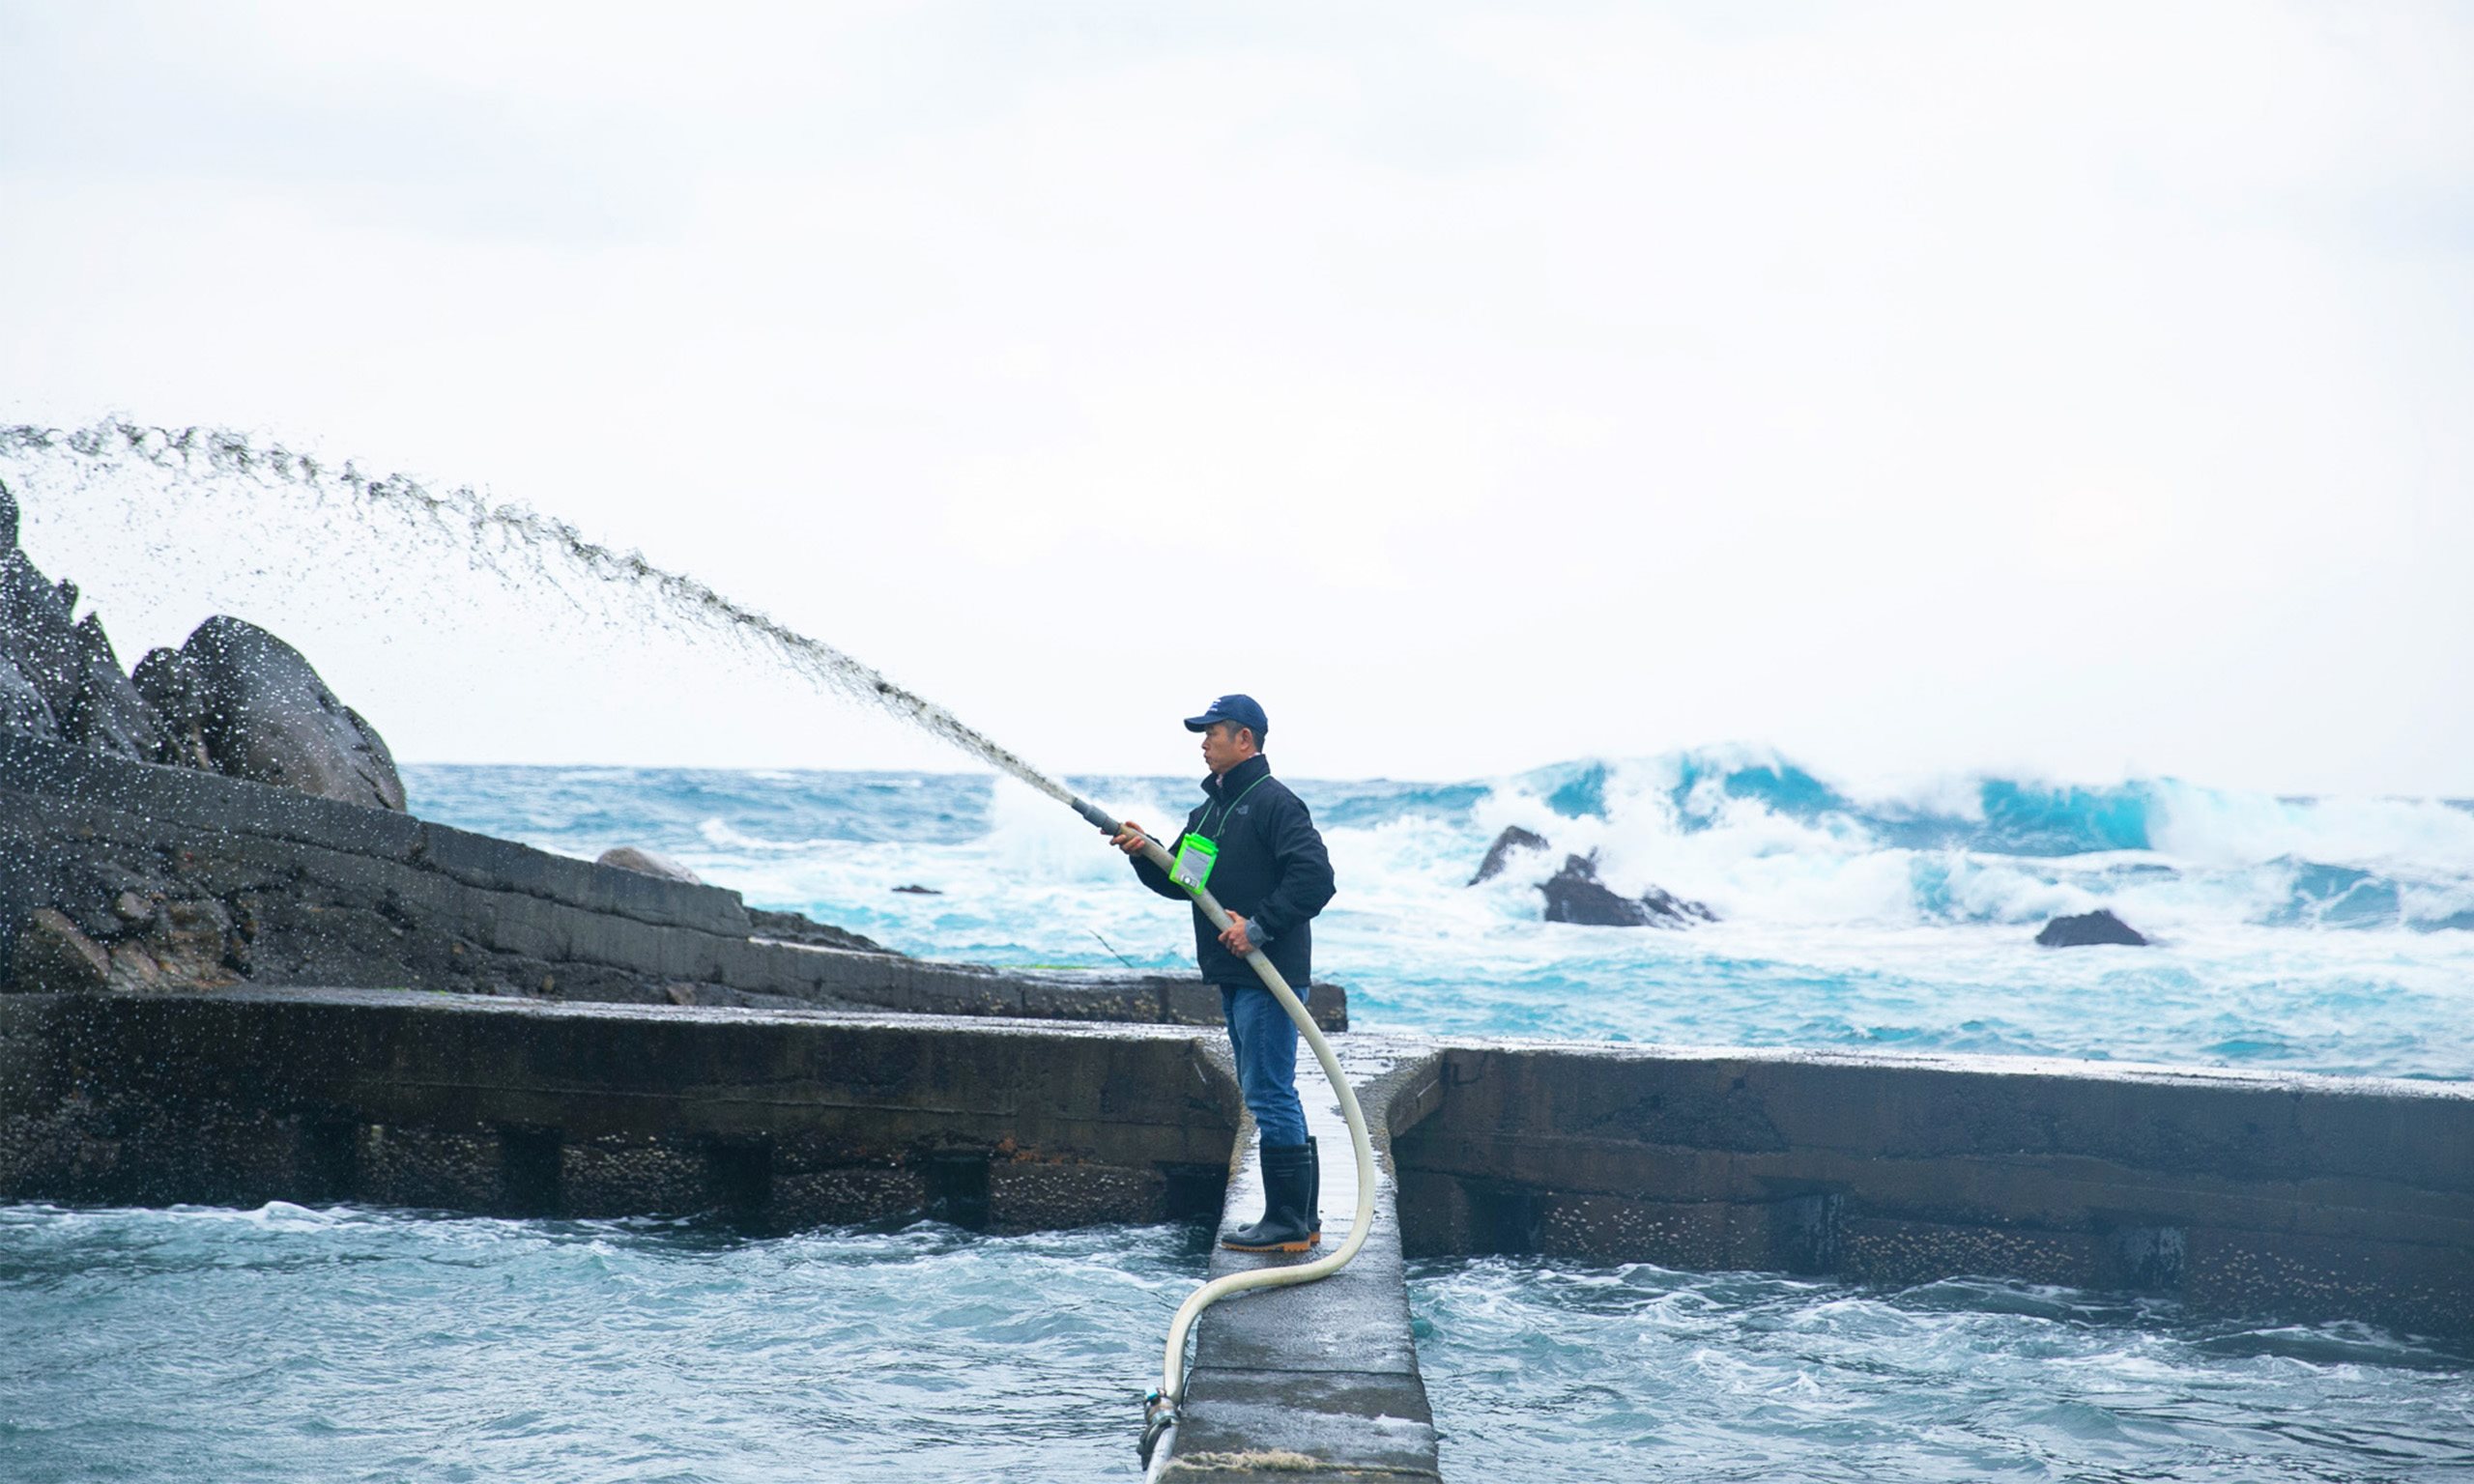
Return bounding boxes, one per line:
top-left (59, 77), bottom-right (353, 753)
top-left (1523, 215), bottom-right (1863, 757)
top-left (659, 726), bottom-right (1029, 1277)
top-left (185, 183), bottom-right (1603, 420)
top-left (1112, 694), bottom-right (1336, 1253)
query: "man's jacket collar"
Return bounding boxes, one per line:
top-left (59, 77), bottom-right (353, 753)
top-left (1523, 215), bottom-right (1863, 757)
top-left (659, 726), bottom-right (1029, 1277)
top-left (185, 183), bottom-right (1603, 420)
top-left (1203, 753), bottom-right (1272, 799)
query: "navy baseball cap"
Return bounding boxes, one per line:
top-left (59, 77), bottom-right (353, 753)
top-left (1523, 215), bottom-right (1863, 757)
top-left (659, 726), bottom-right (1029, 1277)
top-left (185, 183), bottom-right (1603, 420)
top-left (1183, 693), bottom-right (1269, 738)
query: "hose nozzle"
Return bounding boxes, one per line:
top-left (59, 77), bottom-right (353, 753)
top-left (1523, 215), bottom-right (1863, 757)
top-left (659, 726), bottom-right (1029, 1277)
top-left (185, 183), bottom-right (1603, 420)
top-left (1071, 796), bottom-right (1121, 835)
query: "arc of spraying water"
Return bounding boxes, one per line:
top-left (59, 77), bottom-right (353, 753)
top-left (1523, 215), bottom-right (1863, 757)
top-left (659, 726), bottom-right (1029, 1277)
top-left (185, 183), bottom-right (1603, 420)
top-left (0, 420), bottom-right (1377, 1470)
top-left (0, 420), bottom-right (1076, 805)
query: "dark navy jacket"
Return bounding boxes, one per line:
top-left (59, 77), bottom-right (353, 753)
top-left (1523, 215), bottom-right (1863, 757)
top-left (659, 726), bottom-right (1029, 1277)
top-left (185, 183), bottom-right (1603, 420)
top-left (1131, 754), bottom-right (1336, 987)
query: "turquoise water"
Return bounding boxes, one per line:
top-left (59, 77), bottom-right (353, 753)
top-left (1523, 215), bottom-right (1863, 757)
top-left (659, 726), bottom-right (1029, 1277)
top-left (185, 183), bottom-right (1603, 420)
top-left (407, 752), bottom-right (2474, 1078)
top-left (0, 1203), bottom-right (1187, 1483)
top-left (7, 1207), bottom-right (2465, 1482)
top-left (1409, 1256), bottom-right (2474, 1482)
top-left (10, 755), bottom-right (2471, 1479)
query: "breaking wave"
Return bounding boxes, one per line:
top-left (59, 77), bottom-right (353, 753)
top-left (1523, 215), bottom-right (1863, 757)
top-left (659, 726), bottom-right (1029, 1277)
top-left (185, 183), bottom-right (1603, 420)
top-left (409, 748), bottom-right (2474, 1079)
top-left (1481, 747), bottom-right (2474, 935)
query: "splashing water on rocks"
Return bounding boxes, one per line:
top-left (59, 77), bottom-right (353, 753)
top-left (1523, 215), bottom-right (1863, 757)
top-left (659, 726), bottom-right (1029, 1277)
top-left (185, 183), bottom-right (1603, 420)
top-left (0, 420), bottom-right (1079, 806)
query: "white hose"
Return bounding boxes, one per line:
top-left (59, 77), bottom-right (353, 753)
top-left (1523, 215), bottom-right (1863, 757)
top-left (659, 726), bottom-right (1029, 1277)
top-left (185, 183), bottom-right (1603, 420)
top-left (1116, 829), bottom-right (1377, 1451)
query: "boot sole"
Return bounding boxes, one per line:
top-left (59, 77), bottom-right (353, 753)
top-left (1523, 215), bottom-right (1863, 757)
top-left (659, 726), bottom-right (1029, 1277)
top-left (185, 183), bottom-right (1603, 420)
top-left (1220, 1238), bottom-right (1320, 1253)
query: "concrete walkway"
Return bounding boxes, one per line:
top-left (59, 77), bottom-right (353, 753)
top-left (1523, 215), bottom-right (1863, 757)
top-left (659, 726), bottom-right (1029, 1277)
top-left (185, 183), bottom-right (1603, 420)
top-left (1155, 1036), bottom-right (1446, 1482)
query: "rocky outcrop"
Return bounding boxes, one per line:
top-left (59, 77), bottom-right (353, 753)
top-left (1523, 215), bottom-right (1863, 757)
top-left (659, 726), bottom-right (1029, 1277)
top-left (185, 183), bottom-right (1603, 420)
top-left (1540, 854), bottom-right (1717, 928)
top-left (1469, 825), bottom-right (1549, 885)
top-left (2036, 909), bottom-right (2148, 947)
top-left (67, 614), bottom-right (158, 758)
top-left (8, 906), bottom-right (111, 992)
top-left (130, 643), bottom-right (213, 768)
top-left (597, 846), bottom-right (703, 884)
top-left (1475, 818), bottom-right (1717, 928)
top-left (0, 491), bottom-right (157, 761)
top-left (0, 518), bottom-right (135, 756)
top-left (747, 907), bottom-right (886, 955)
top-left (0, 652), bottom-right (58, 739)
top-left (2, 479), bottom-right (403, 810)
top-left (171, 617), bottom-right (406, 811)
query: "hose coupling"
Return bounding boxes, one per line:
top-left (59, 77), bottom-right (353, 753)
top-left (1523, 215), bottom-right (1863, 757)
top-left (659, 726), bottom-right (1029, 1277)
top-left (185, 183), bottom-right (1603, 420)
top-left (1137, 1388), bottom-right (1179, 1467)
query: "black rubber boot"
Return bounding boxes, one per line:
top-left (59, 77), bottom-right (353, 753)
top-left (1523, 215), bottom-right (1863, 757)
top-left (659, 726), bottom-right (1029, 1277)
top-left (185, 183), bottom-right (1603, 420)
top-left (1222, 1142), bottom-right (1318, 1253)
top-left (1304, 1135), bottom-right (1322, 1245)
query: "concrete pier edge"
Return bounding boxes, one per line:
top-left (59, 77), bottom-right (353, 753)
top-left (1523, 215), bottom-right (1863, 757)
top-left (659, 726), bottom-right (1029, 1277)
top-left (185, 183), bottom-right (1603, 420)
top-left (1154, 1039), bottom-right (1447, 1482)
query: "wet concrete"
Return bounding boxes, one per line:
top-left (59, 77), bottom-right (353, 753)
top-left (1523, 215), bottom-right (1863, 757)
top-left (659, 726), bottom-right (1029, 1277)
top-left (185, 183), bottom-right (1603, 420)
top-left (1393, 1040), bottom-right (2474, 1339)
top-left (1155, 1036), bottom-right (1446, 1482)
top-left (0, 987), bottom-right (1243, 1228)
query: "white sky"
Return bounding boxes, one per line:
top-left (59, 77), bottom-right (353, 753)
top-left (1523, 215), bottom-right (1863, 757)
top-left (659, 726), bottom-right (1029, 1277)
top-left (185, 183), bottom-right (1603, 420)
top-left (2, 2), bottom-right (2468, 794)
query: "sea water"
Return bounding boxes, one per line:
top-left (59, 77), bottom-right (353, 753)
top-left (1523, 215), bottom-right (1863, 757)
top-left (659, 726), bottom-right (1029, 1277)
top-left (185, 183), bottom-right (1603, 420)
top-left (408, 749), bottom-right (2474, 1077)
top-left (8, 751), bottom-right (2472, 1479)
top-left (1409, 1257), bottom-right (2474, 1481)
top-left (0, 1203), bottom-right (1197, 1483)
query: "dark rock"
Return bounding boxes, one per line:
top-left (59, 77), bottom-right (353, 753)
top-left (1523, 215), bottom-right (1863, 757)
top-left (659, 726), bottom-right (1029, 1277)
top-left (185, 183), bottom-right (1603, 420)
top-left (596, 846), bottom-right (702, 884)
top-left (8, 907), bottom-right (110, 992)
top-left (2036, 909), bottom-right (2148, 947)
top-left (1469, 825), bottom-right (1549, 885)
top-left (132, 645), bottom-right (215, 768)
top-left (747, 906), bottom-right (887, 955)
top-left (1539, 854), bottom-right (1717, 928)
top-left (182, 616), bottom-right (406, 811)
top-left (0, 550), bottom-right (88, 730)
top-left (64, 614), bottom-right (159, 759)
top-left (0, 504), bottom-right (155, 756)
top-left (0, 476), bottom-right (15, 548)
top-left (0, 653), bottom-right (60, 739)
top-left (1642, 884), bottom-right (1720, 925)
top-left (892, 883), bottom-right (943, 896)
top-left (99, 897), bottom-right (241, 991)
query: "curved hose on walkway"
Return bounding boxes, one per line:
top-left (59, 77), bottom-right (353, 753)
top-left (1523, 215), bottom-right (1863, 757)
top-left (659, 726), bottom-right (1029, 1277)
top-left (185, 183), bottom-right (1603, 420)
top-left (1069, 797), bottom-right (1377, 1473)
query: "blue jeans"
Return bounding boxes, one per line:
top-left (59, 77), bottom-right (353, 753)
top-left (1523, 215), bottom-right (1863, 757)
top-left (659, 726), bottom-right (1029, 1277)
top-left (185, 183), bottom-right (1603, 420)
top-left (1220, 982), bottom-right (1308, 1147)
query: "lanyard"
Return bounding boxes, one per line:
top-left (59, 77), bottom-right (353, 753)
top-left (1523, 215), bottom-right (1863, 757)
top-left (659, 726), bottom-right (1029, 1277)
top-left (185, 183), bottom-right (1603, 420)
top-left (1193, 772), bottom-right (1269, 842)
top-left (1170, 772), bottom-right (1269, 897)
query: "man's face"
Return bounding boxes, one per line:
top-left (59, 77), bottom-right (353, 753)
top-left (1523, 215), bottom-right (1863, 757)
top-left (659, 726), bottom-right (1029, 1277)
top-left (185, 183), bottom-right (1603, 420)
top-left (1199, 721), bottom-right (1254, 776)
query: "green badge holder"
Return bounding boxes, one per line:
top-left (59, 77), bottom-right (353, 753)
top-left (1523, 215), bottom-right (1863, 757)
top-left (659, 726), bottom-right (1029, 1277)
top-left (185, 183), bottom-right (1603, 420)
top-left (1170, 833), bottom-right (1219, 894)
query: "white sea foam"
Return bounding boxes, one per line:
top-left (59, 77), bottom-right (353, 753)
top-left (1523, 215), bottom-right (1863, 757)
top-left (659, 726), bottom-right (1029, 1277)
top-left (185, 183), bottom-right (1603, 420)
top-left (404, 744), bottom-right (2474, 1075)
top-left (2150, 781), bottom-right (2474, 870)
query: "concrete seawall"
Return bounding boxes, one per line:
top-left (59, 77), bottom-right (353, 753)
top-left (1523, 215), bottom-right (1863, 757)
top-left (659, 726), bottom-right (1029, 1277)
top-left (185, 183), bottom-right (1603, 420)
top-left (1394, 1041), bottom-right (2474, 1339)
top-left (0, 988), bottom-right (1243, 1228)
top-left (0, 732), bottom-right (1345, 1028)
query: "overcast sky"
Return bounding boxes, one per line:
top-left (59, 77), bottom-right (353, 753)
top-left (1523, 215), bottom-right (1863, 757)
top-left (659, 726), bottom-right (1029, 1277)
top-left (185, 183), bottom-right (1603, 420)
top-left (3, 2), bottom-right (2467, 794)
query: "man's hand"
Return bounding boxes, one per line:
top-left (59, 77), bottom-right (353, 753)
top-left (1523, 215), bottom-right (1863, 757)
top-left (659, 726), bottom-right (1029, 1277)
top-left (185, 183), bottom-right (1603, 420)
top-left (1219, 914), bottom-right (1255, 956)
top-left (1111, 820), bottom-right (1151, 856)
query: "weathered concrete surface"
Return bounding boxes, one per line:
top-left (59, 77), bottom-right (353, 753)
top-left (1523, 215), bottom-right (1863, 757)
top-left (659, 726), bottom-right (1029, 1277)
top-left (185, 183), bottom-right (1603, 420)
top-left (0, 730), bottom-right (1347, 1029)
top-left (1393, 1041), bottom-right (2474, 1338)
top-left (0, 987), bottom-right (1242, 1229)
top-left (1157, 1036), bottom-right (1446, 1482)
